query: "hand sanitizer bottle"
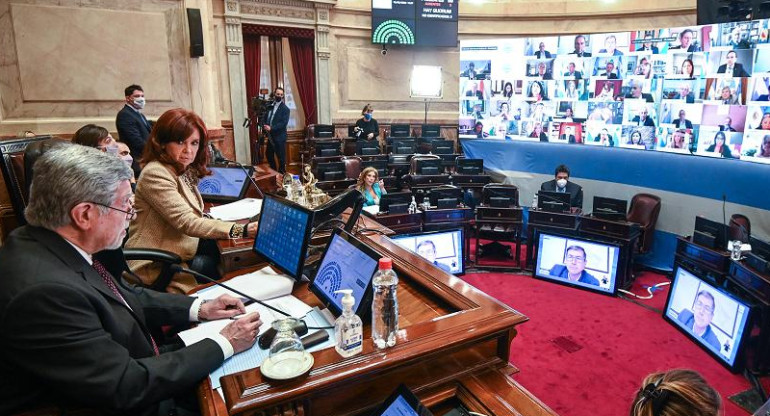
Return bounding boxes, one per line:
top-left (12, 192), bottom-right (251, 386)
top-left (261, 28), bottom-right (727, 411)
top-left (531, 193), bottom-right (538, 210)
top-left (334, 289), bottom-right (363, 357)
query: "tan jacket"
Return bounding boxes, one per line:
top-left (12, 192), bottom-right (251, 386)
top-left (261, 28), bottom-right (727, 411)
top-left (126, 161), bottom-right (233, 293)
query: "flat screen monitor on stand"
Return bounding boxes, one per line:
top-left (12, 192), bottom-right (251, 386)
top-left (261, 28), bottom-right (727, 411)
top-left (537, 190), bottom-right (571, 213)
top-left (592, 196), bottom-right (628, 221)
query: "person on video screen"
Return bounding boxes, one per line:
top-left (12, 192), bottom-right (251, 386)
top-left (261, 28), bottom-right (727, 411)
top-left (676, 290), bottom-right (721, 350)
top-left (416, 240), bottom-right (452, 273)
top-left (549, 245), bottom-right (600, 286)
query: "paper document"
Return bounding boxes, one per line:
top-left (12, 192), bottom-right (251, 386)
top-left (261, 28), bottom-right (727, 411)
top-left (209, 198), bottom-right (262, 221)
top-left (363, 205), bottom-right (380, 215)
top-left (193, 267), bottom-right (293, 302)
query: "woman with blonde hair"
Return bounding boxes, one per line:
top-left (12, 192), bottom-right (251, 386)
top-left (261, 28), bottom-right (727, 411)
top-left (356, 166), bottom-right (387, 207)
top-left (629, 369), bottom-right (720, 416)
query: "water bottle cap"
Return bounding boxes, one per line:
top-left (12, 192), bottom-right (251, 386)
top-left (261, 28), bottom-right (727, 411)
top-left (378, 257), bottom-right (393, 269)
top-left (292, 175), bottom-right (300, 179)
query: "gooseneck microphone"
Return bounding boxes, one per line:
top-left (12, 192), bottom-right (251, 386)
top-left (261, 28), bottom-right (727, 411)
top-left (170, 265), bottom-right (309, 348)
top-left (222, 158), bottom-right (264, 199)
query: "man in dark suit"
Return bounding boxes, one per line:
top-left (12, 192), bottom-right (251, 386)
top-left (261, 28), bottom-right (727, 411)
top-left (716, 50), bottom-right (750, 77)
top-left (676, 83), bottom-right (696, 103)
top-left (624, 79), bottom-right (654, 102)
top-left (632, 107), bottom-right (656, 127)
top-left (720, 116), bottom-right (737, 132)
top-left (534, 42), bottom-right (552, 59)
top-left (601, 60), bottom-right (619, 79)
top-left (0, 144), bottom-right (262, 416)
top-left (570, 35), bottom-right (592, 57)
top-left (563, 62), bottom-right (582, 79)
top-left (263, 87), bottom-right (290, 173)
top-left (536, 62), bottom-right (553, 80)
top-left (116, 84), bottom-right (152, 176)
top-left (669, 29), bottom-right (701, 52)
top-left (549, 245), bottom-right (600, 286)
top-left (674, 109), bottom-right (694, 129)
top-left (560, 125), bottom-right (577, 143)
top-left (540, 164), bottom-right (583, 209)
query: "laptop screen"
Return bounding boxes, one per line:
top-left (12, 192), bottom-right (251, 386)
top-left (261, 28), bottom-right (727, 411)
top-left (198, 166), bottom-right (252, 201)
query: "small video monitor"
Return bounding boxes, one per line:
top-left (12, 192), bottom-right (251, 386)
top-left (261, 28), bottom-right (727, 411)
top-left (537, 190), bottom-right (571, 212)
top-left (316, 161), bottom-right (346, 181)
top-left (483, 185), bottom-right (518, 208)
top-left (456, 158), bottom-right (483, 175)
top-left (693, 216), bottom-right (728, 251)
top-left (198, 166), bottom-right (254, 203)
top-left (393, 139), bottom-right (416, 155)
top-left (312, 189), bottom-right (364, 233)
top-left (428, 187), bottom-right (463, 208)
top-left (356, 140), bottom-right (380, 156)
top-left (430, 139), bottom-right (454, 154)
top-left (368, 384), bottom-right (434, 416)
top-left (379, 191), bottom-right (413, 214)
top-left (314, 124), bottom-right (334, 138)
top-left (534, 232), bottom-right (620, 296)
top-left (746, 236), bottom-right (770, 274)
top-left (391, 228), bottom-right (464, 275)
top-left (390, 124), bottom-right (411, 138)
top-left (592, 196), bottom-right (628, 221)
top-left (362, 159), bottom-right (388, 177)
top-left (315, 141), bottom-right (341, 157)
top-left (421, 124), bottom-right (441, 138)
top-left (416, 159), bottom-right (443, 175)
top-left (310, 229), bottom-right (382, 318)
top-left (253, 195), bottom-right (314, 281)
top-left (663, 263), bottom-right (753, 372)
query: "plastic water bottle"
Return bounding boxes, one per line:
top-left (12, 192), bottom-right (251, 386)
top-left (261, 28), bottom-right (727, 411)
top-left (531, 193), bottom-right (538, 210)
top-left (283, 174), bottom-right (294, 201)
top-left (291, 175), bottom-right (304, 205)
top-left (408, 196), bottom-right (417, 214)
top-left (372, 258), bottom-right (398, 349)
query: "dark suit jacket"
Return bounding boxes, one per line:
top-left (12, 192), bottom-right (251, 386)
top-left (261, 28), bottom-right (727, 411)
top-left (706, 143), bottom-right (733, 158)
top-left (560, 134), bottom-right (576, 143)
top-left (675, 119), bottom-right (694, 129)
top-left (0, 226), bottom-right (224, 415)
top-left (540, 179), bottom-right (583, 208)
top-left (625, 93), bottom-right (654, 103)
top-left (670, 44), bottom-right (701, 52)
top-left (116, 104), bottom-right (152, 162)
top-left (676, 309), bottom-right (721, 350)
top-left (602, 72), bottom-right (619, 79)
top-left (717, 63), bottom-right (750, 77)
top-left (563, 71), bottom-right (582, 79)
top-left (632, 116), bottom-right (656, 127)
top-left (720, 125), bottom-right (736, 132)
top-left (570, 51), bottom-right (592, 57)
top-left (535, 51), bottom-right (552, 59)
top-left (638, 45), bottom-right (659, 54)
top-left (268, 102), bottom-right (290, 143)
top-left (548, 265), bottom-right (600, 286)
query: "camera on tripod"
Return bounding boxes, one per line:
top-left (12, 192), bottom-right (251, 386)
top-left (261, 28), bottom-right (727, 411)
top-left (251, 91), bottom-right (276, 126)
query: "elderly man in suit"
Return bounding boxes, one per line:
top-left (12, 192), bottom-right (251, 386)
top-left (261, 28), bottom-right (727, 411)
top-left (717, 50), bottom-right (750, 77)
top-left (264, 87), bottom-right (291, 174)
top-left (0, 144), bottom-right (262, 415)
top-left (116, 84), bottom-right (153, 176)
top-left (540, 164), bottom-right (583, 210)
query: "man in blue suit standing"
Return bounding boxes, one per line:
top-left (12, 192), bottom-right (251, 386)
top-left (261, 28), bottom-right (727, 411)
top-left (263, 87), bottom-right (290, 173)
top-left (116, 84), bottom-right (152, 176)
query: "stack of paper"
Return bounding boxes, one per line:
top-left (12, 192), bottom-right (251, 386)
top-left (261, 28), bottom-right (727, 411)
top-left (193, 267), bottom-right (293, 301)
top-left (209, 198), bottom-right (262, 221)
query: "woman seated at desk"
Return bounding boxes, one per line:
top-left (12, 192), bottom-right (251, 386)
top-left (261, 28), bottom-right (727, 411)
top-left (126, 108), bottom-right (258, 293)
top-left (356, 166), bottom-right (387, 207)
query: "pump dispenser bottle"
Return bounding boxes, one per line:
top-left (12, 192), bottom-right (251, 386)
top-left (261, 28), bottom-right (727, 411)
top-left (334, 289), bottom-right (363, 357)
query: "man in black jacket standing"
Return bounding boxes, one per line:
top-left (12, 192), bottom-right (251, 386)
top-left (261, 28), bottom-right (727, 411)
top-left (116, 84), bottom-right (153, 176)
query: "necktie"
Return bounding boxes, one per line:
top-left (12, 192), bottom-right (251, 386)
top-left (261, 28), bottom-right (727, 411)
top-left (140, 113), bottom-right (151, 130)
top-left (92, 260), bottom-right (160, 356)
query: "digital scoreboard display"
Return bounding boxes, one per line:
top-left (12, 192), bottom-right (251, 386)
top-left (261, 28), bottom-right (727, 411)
top-left (372, 0), bottom-right (458, 47)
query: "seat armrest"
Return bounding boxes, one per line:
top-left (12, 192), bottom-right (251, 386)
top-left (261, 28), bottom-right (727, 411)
top-left (123, 248), bottom-right (181, 264)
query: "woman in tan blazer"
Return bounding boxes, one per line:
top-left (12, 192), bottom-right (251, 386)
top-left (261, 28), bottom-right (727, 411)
top-left (125, 108), bottom-right (258, 294)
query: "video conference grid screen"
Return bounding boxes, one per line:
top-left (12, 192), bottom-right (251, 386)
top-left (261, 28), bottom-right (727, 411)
top-left (253, 197), bottom-right (311, 279)
top-left (664, 266), bottom-right (751, 368)
top-left (459, 19), bottom-right (770, 164)
top-left (371, 0), bottom-right (458, 47)
top-left (198, 167), bottom-right (248, 198)
top-left (391, 229), bottom-right (464, 274)
top-left (535, 233), bottom-right (620, 294)
top-left (311, 233), bottom-right (379, 315)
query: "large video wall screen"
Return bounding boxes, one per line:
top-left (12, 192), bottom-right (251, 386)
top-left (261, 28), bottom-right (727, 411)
top-left (372, 0), bottom-right (458, 47)
top-left (459, 20), bottom-right (770, 164)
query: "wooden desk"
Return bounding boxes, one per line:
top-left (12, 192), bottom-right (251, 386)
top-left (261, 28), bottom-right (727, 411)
top-left (727, 261), bottom-right (770, 373)
top-left (198, 227), bottom-right (557, 416)
top-left (578, 216), bottom-right (640, 290)
top-left (674, 236), bottom-right (731, 279)
top-left (371, 211), bottom-right (423, 234)
top-left (475, 207), bottom-right (524, 270)
top-left (526, 210), bottom-right (580, 269)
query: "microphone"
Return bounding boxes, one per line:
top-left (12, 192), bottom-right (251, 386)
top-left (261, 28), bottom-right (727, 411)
top-left (222, 158), bottom-right (264, 199)
top-left (170, 265), bottom-right (309, 348)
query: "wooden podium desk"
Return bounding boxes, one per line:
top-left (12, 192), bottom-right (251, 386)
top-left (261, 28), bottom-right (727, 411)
top-left (198, 228), bottom-right (556, 416)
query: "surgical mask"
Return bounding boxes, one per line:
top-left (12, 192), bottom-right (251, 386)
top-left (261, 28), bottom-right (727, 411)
top-left (556, 178), bottom-right (568, 188)
top-left (274, 96), bottom-right (282, 103)
top-left (364, 113), bottom-right (372, 121)
top-left (120, 153), bottom-right (134, 168)
top-left (132, 97), bottom-right (145, 110)
top-left (103, 143), bottom-right (119, 155)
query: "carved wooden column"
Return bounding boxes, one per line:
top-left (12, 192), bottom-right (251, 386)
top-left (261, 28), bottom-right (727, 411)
top-left (315, 4), bottom-right (333, 125)
top-left (225, 2), bottom-right (250, 164)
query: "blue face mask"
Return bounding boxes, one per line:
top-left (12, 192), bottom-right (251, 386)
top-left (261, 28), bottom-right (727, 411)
top-left (364, 113), bottom-right (372, 121)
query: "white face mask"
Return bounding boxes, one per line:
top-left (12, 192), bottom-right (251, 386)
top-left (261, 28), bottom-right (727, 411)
top-left (103, 143), bottom-right (119, 155)
top-left (132, 97), bottom-right (146, 110)
top-left (556, 178), bottom-right (568, 188)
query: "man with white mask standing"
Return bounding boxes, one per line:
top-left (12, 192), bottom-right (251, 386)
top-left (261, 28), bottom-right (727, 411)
top-left (116, 84), bottom-right (152, 176)
top-left (540, 164), bottom-right (584, 210)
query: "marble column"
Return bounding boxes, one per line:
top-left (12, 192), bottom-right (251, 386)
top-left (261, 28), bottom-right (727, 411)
top-left (224, 8), bottom-right (250, 164)
top-left (315, 4), bottom-right (332, 125)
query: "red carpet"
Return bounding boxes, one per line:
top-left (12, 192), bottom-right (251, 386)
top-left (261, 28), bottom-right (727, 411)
top-left (461, 270), bottom-right (764, 416)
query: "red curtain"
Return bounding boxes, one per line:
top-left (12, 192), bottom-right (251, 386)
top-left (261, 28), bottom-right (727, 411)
top-left (243, 34), bottom-right (261, 147)
top-left (289, 37), bottom-right (317, 125)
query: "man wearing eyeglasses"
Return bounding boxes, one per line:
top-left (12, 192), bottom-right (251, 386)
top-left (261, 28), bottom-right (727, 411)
top-left (676, 290), bottom-right (721, 350)
top-left (549, 245), bottom-right (600, 286)
top-left (0, 144), bottom-right (263, 415)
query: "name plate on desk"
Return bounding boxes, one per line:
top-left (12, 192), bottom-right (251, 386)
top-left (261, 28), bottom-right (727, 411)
top-left (580, 216), bottom-right (640, 240)
top-left (729, 261), bottom-right (770, 305)
top-left (451, 174), bottom-right (491, 186)
top-left (477, 207), bottom-right (522, 222)
top-left (675, 236), bottom-right (730, 274)
top-left (424, 207), bottom-right (473, 223)
top-left (409, 175), bottom-right (452, 187)
top-left (528, 210), bottom-right (578, 229)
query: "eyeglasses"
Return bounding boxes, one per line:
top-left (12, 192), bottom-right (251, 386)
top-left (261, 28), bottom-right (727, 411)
top-left (89, 201), bottom-right (137, 221)
top-left (694, 300), bottom-right (715, 314)
top-left (566, 255), bottom-right (586, 262)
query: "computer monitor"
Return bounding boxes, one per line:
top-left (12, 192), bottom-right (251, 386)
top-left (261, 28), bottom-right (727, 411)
top-left (416, 158), bottom-right (444, 175)
top-left (356, 140), bottom-right (380, 156)
top-left (198, 166), bottom-right (254, 203)
top-left (253, 195), bottom-right (314, 281)
top-left (391, 228), bottom-right (465, 275)
top-left (592, 196), bottom-right (628, 221)
top-left (537, 190), bottom-right (571, 213)
top-left (379, 191), bottom-right (413, 214)
top-left (315, 161), bottom-right (347, 181)
top-left (315, 141), bottom-right (341, 157)
top-left (663, 263), bottom-right (753, 372)
top-left (534, 232), bottom-right (621, 296)
top-left (421, 124), bottom-right (441, 138)
top-left (309, 229), bottom-right (381, 318)
top-left (455, 158), bottom-right (483, 175)
top-left (368, 384), bottom-right (434, 416)
top-left (313, 124), bottom-right (334, 138)
top-left (312, 189), bottom-right (364, 233)
top-left (749, 236), bottom-right (770, 260)
top-left (428, 186), bottom-right (462, 208)
top-left (430, 140), bottom-right (454, 154)
top-left (391, 124), bottom-right (411, 138)
top-left (392, 139), bottom-right (416, 155)
top-left (693, 216), bottom-right (728, 251)
top-left (362, 159), bottom-right (388, 178)
top-left (746, 235), bottom-right (770, 274)
top-left (482, 185), bottom-right (518, 207)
